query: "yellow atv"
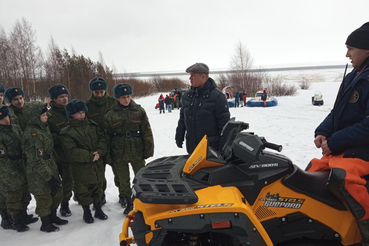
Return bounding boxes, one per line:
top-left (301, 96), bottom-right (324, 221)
top-left (119, 119), bottom-right (363, 246)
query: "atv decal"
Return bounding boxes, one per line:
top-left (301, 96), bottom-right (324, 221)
top-left (169, 203), bottom-right (234, 213)
top-left (239, 140), bottom-right (254, 151)
top-left (259, 192), bottom-right (304, 209)
top-left (188, 156), bottom-right (202, 171)
top-left (249, 163), bottom-right (279, 169)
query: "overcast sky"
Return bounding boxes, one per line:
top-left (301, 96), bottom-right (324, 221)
top-left (1, 0), bottom-right (368, 74)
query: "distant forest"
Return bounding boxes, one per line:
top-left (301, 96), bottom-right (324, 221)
top-left (0, 18), bottom-right (187, 101)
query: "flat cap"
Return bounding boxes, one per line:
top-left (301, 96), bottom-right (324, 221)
top-left (185, 63), bottom-right (209, 74)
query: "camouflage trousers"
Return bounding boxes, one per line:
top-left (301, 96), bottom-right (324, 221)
top-left (74, 182), bottom-right (102, 206)
top-left (34, 187), bottom-right (63, 217)
top-left (58, 161), bottom-right (74, 203)
top-left (114, 158), bottom-right (145, 197)
top-left (6, 184), bottom-right (32, 215)
top-left (102, 163), bottom-right (120, 192)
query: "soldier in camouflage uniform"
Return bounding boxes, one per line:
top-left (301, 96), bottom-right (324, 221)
top-left (85, 77), bottom-right (119, 205)
top-left (47, 84), bottom-right (73, 217)
top-left (60, 99), bottom-right (108, 224)
top-left (0, 105), bottom-right (37, 232)
top-left (4, 87), bottom-right (27, 131)
top-left (0, 83), bottom-right (11, 230)
top-left (104, 84), bottom-right (154, 214)
top-left (22, 101), bottom-right (68, 232)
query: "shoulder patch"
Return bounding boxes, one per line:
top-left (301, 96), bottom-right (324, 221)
top-left (31, 132), bottom-right (37, 137)
top-left (349, 90), bottom-right (359, 103)
top-left (47, 112), bottom-right (53, 117)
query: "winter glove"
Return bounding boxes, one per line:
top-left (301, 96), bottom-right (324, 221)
top-left (176, 141), bottom-right (183, 148)
top-left (47, 176), bottom-right (60, 195)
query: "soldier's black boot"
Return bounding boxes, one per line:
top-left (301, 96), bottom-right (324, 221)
top-left (82, 205), bottom-right (94, 224)
top-left (11, 212), bottom-right (29, 232)
top-left (51, 208), bottom-right (68, 225)
top-left (100, 193), bottom-right (106, 206)
top-left (357, 219), bottom-right (369, 246)
top-left (93, 202), bottom-right (108, 220)
top-left (123, 196), bottom-right (133, 215)
top-left (119, 195), bottom-right (127, 208)
top-left (59, 202), bottom-right (72, 217)
top-left (21, 209), bottom-right (38, 225)
top-left (0, 208), bottom-right (13, 230)
top-left (40, 215), bottom-right (59, 232)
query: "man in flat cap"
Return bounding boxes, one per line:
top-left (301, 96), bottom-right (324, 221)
top-left (47, 84), bottom-right (74, 217)
top-left (175, 62), bottom-right (230, 154)
top-left (306, 22), bottom-right (369, 245)
top-left (85, 77), bottom-right (119, 206)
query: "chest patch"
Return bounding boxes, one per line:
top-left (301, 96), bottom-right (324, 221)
top-left (349, 90), bottom-right (359, 103)
top-left (37, 148), bottom-right (44, 157)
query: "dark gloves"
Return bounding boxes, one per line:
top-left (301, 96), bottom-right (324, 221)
top-left (47, 176), bottom-right (60, 194)
top-left (176, 141), bottom-right (183, 148)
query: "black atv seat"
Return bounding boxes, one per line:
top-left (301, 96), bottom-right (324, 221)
top-left (282, 166), bottom-right (347, 210)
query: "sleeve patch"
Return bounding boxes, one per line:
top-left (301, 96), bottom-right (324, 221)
top-left (37, 149), bottom-right (44, 157)
top-left (0, 148), bottom-right (6, 156)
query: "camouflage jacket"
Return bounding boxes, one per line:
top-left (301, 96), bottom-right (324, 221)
top-left (8, 104), bottom-right (27, 131)
top-left (22, 101), bottom-right (60, 195)
top-left (85, 93), bottom-right (117, 129)
top-left (47, 101), bottom-right (69, 163)
top-left (0, 123), bottom-right (27, 192)
top-left (60, 118), bottom-right (107, 184)
top-left (104, 100), bottom-right (154, 161)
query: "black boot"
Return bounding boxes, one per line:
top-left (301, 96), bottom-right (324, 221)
top-left (82, 205), bottom-right (94, 224)
top-left (40, 215), bottom-right (59, 232)
top-left (51, 208), bottom-right (68, 225)
top-left (119, 195), bottom-right (127, 208)
top-left (11, 212), bottom-right (29, 232)
top-left (0, 208), bottom-right (13, 230)
top-left (93, 202), bottom-right (108, 220)
top-left (21, 209), bottom-right (38, 225)
top-left (59, 202), bottom-right (72, 217)
top-left (357, 219), bottom-right (369, 246)
top-left (100, 193), bottom-right (106, 206)
top-left (123, 196), bottom-right (133, 215)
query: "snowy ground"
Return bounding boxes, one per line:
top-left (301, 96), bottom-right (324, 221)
top-left (0, 68), bottom-right (344, 246)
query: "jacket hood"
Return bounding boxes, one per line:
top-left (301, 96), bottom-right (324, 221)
top-left (23, 101), bottom-right (48, 127)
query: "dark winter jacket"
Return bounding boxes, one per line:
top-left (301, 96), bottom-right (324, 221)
top-left (165, 96), bottom-right (173, 106)
top-left (175, 77), bottom-right (230, 154)
top-left (60, 118), bottom-right (107, 185)
top-left (261, 91), bottom-right (267, 101)
top-left (22, 101), bottom-right (60, 195)
top-left (315, 58), bottom-right (369, 159)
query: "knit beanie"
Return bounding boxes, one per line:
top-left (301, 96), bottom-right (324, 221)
top-left (65, 99), bottom-right (88, 117)
top-left (345, 22), bottom-right (369, 50)
top-left (4, 87), bottom-right (24, 103)
top-left (113, 84), bottom-right (133, 98)
top-left (0, 105), bottom-right (9, 120)
top-left (89, 77), bottom-right (108, 91)
top-left (48, 84), bottom-right (69, 99)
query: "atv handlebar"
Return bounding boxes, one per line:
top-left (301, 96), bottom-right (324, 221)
top-left (261, 137), bottom-right (283, 152)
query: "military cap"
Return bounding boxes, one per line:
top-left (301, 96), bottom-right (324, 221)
top-left (5, 87), bottom-right (24, 103)
top-left (0, 83), bottom-right (4, 94)
top-left (346, 22), bottom-right (369, 50)
top-left (89, 77), bottom-right (108, 91)
top-left (0, 105), bottom-right (9, 120)
top-left (113, 84), bottom-right (133, 98)
top-left (185, 63), bottom-right (209, 74)
top-left (48, 84), bottom-right (69, 99)
top-left (65, 99), bottom-right (88, 117)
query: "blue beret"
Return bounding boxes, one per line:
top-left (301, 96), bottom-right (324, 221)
top-left (5, 87), bottom-right (24, 102)
top-left (48, 84), bottom-right (69, 99)
top-left (0, 105), bottom-right (9, 120)
top-left (113, 84), bottom-right (133, 98)
top-left (65, 99), bottom-right (88, 117)
top-left (89, 77), bottom-right (108, 91)
top-left (0, 83), bottom-right (4, 94)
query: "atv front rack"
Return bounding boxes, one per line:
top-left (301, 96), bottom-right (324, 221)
top-left (132, 155), bottom-right (198, 204)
